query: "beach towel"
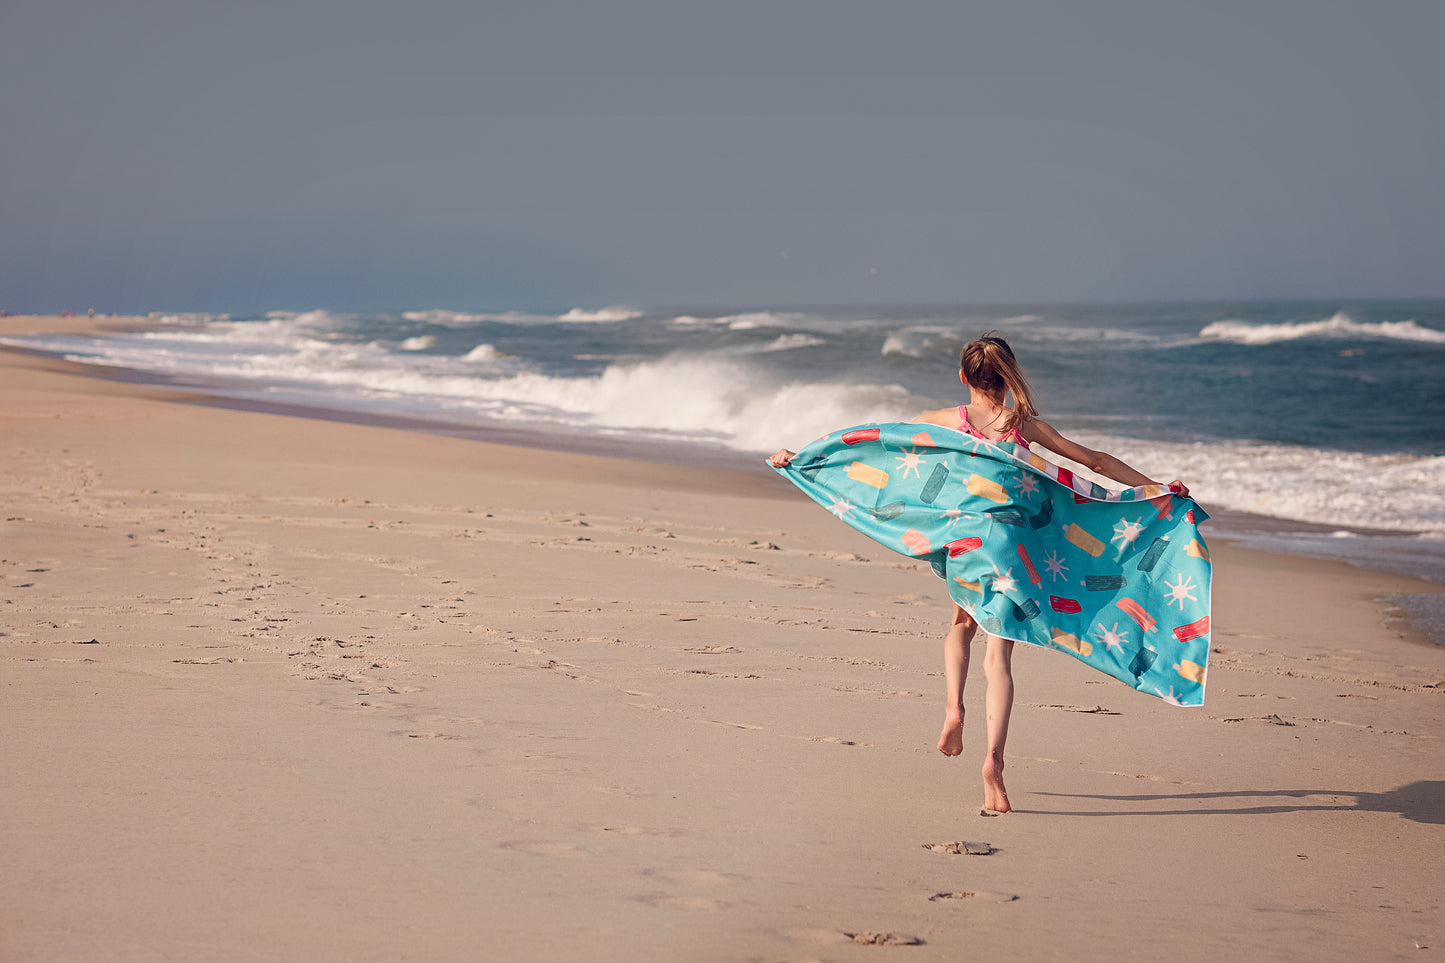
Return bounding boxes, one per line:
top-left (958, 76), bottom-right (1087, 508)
top-left (772, 423), bottom-right (1212, 706)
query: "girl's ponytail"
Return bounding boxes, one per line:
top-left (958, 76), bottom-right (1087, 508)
top-left (960, 332), bottom-right (1036, 433)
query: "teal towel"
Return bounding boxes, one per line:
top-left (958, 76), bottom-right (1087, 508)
top-left (772, 423), bottom-right (1212, 706)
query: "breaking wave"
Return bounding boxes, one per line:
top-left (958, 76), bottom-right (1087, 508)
top-left (1200, 313), bottom-right (1445, 345)
top-left (1061, 431), bottom-right (1445, 535)
top-left (400, 306), bottom-right (643, 325)
top-left (671, 312), bottom-right (810, 330)
top-left (556, 306), bottom-right (644, 322)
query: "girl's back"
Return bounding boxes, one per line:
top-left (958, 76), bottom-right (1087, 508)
top-left (916, 404), bottom-right (1029, 447)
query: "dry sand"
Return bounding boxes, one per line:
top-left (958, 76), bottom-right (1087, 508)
top-left (3, 316), bottom-right (1442, 961)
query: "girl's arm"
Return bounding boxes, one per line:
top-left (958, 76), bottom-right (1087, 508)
top-left (1022, 419), bottom-right (1189, 496)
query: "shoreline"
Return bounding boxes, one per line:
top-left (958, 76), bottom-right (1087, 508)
top-left (5, 314), bottom-right (1441, 645)
top-left (4, 315), bottom-right (1443, 960)
top-left (3, 319), bottom-right (1438, 533)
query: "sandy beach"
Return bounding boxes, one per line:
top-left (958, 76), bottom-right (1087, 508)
top-left (3, 316), bottom-right (1442, 961)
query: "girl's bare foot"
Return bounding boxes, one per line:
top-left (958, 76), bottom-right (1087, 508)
top-left (937, 706), bottom-right (964, 756)
top-left (981, 752), bottom-right (1011, 813)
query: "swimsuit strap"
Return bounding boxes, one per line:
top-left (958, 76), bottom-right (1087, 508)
top-left (959, 404), bottom-right (1027, 446)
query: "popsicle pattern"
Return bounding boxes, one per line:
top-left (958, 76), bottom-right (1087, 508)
top-left (773, 423), bottom-right (1213, 706)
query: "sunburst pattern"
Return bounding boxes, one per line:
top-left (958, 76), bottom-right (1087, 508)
top-left (1042, 549), bottom-right (1068, 582)
top-left (989, 565), bottom-right (1018, 595)
top-left (1111, 516), bottom-right (1145, 549)
top-left (1093, 621), bottom-right (1127, 653)
top-left (895, 447), bottom-right (926, 479)
top-left (1163, 573), bottom-right (1197, 609)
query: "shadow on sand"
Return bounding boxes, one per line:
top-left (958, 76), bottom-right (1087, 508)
top-left (1029, 780), bottom-right (1445, 823)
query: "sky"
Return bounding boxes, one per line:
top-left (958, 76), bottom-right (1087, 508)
top-left (2, 0), bottom-right (1441, 314)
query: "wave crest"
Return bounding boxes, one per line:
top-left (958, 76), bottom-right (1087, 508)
top-left (881, 326), bottom-right (959, 358)
top-left (463, 343), bottom-right (507, 361)
top-left (402, 309), bottom-right (533, 325)
top-left (401, 306), bottom-right (643, 325)
top-left (556, 306), bottom-right (643, 323)
top-left (524, 356), bottom-right (912, 450)
top-left (671, 312), bottom-right (808, 330)
top-left (1200, 313), bottom-right (1445, 345)
top-left (755, 333), bottom-right (826, 352)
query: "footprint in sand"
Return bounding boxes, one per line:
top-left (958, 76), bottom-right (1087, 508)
top-left (1219, 714), bottom-right (1297, 726)
top-left (499, 840), bottom-right (588, 858)
top-left (1084, 769), bottom-right (1188, 784)
top-left (637, 894), bottom-right (719, 910)
top-left (779, 927), bottom-right (854, 947)
top-left (923, 841), bottom-right (993, 855)
top-left (1030, 703), bottom-right (1121, 715)
top-left (847, 932), bottom-right (923, 945)
top-left (642, 868), bottom-right (741, 886)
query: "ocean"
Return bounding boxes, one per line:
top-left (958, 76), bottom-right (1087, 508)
top-left (6, 300), bottom-right (1444, 632)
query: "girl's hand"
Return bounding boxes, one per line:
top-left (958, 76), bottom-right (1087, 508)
top-left (769, 448), bottom-right (796, 467)
top-left (1167, 479), bottom-right (1191, 498)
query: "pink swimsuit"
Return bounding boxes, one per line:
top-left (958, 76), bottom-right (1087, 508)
top-left (958, 405), bottom-right (1027, 447)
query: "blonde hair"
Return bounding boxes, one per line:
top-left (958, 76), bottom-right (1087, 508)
top-left (959, 332), bottom-right (1037, 433)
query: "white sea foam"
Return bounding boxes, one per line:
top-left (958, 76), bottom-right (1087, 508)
top-left (671, 312), bottom-right (808, 330)
top-left (463, 343), bottom-right (506, 361)
top-left (450, 356), bottom-right (913, 451)
top-left (398, 336), bottom-right (436, 351)
top-left (401, 306), bottom-right (642, 325)
top-left (556, 306), bottom-right (643, 322)
top-left (402, 309), bottom-right (536, 325)
top-left (184, 347), bottom-right (910, 451)
top-left (881, 326), bottom-right (958, 358)
top-left (1061, 430), bottom-right (1445, 535)
top-left (147, 312), bottom-right (230, 324)
top-left (757, 333), bottom-right (826, 352)
top-left (883, 323), bottom-right (1163, 356)
top-left (1199, 313), bottom-right (1445, 345)
top-left (1018, 324), bottom-right (1165, 345)
top-left (137, 316), bottom-right (339, 350)
top-left (263, 309), bottom-right (352, 327)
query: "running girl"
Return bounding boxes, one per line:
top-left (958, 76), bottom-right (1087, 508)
top-left (770, 332), bottom-right (1190, 813)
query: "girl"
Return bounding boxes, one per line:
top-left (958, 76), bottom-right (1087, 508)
top-left (770, 332), bottom-right (1189, 813)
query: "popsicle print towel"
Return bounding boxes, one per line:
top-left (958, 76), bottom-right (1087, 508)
top-left (772, 423), bottom-right (1213, 706)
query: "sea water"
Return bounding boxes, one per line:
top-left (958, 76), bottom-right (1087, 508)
top-left (7, 300), bottom-right (1444, 621)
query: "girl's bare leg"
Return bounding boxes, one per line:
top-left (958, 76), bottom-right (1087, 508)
top-left (981, 635), bottom-right (1015, 813)
top-left (937, 605), bottom-right (976, 756)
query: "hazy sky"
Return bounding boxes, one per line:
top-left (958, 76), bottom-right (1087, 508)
top-left (2, 1), bottom-right (1441, 313)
